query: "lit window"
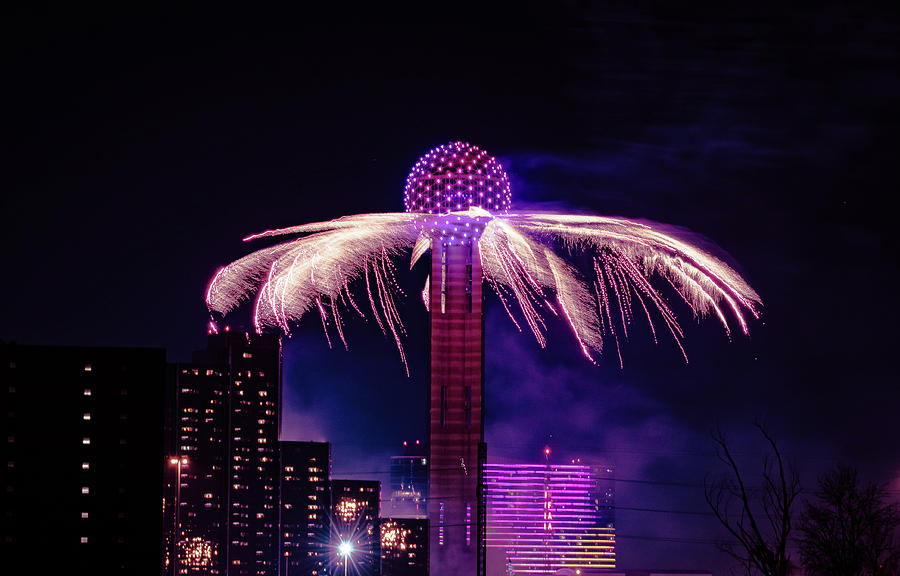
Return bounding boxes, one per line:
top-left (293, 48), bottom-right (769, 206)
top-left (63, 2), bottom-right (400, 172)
top-left (83, 413), bottom-right (91, 421)
top-left (81, 512), bottom-right (89, 519)
top-left (84, 364), bottom-right (92, 372)
top-left (81, 536), bottom-right (88, 543)
top-left (82, 462), bottom-right (90, 470)
top-left (82, 438), bottom-right (91, 445)
top-left (82, 487), bottom-right (90, 494)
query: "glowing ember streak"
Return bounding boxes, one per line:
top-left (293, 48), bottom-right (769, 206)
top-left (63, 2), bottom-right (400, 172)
top-left (206, 142), bottom-right (760, 370)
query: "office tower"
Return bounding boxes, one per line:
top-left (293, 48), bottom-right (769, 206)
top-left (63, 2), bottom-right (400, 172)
top-left (1, 342), bottom-right (166, 575)
top-left (388, 441), bottom-right (427, 519)
top-left (280, 441), bottom-right (331, 576)
top-left (380, 518), bottom-right (427, 576)
top-left (331, 479), bottom-right (380, 576)
top-left (166, 331), bottom-right (281, 575)
top-left (165, 363), bottom-right (228, 575)
top-left (483, 462), bottom-right (616, 575)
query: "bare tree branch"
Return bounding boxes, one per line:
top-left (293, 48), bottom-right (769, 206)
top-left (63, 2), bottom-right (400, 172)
top-left (705, 423), bottom-right (800, 576)
top-left (797, 465), bottom-right (900, 576)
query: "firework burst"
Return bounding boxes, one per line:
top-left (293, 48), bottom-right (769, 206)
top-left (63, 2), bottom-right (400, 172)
top-left (206, 142), bottom-right (760, 372)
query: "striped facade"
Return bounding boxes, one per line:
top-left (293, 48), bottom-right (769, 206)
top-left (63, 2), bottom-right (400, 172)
top-left (484, 463), bottom-right (615, 574)
top-left (428, 239), bottom-right (486, 576)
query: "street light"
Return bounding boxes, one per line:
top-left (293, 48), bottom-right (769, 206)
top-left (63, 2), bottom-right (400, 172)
top-left (338, 540), bottom-right (353, 576)
top-left (169, 456), bottom-right (188, 576)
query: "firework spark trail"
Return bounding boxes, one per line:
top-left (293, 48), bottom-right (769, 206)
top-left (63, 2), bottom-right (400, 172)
top-left (207, 209), bottom-right (760, 368)
top-left (544, 248), bottom-right (601, 363)
top-left (480, 219), bottom-right (553, 348)
top-left (364, 263), bottom-right (387, 336)
top-left (330, 296), bottom-right (349, 350)
top-left (608, 253), bottom-right (689, 362)
top-left (315, 297), bottom-right (332, 349)
top-left (593, 262), bottom-right (624, 369)
top-left (605, 260), bottom-right (629, 339)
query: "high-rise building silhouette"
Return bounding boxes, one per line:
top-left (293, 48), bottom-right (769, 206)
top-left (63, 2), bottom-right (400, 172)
top-left (483, 462), bottom-right (616, 575)
top-left (331, 479), bottom-right (380, 576)
top-left (380, 518), bottom-right (428, 576)
top-left (2, 342), bottom-right (166, 575)
top-left (279, 441), bottom-right (331, 576)
top-left (388, 441), bottom-right (427, 519)
top-left (166, 331), bottom-right (281, 575)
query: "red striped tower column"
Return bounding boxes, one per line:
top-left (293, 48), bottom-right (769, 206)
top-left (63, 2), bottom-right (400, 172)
top-left (428, 238), bottom-right (486, 576)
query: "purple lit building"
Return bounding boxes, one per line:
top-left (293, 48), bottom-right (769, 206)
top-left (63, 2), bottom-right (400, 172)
top-left (484, 462), bottom-right (616, 575)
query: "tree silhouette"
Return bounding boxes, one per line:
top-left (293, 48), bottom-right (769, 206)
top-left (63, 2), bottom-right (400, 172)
top-left (797, 465), bottom-right (900, 576)
top-left (705, 423), bottom-right (801, 576)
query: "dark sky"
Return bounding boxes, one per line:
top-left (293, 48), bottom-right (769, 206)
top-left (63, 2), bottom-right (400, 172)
top-left (5, 3), bottom-right (899, 573)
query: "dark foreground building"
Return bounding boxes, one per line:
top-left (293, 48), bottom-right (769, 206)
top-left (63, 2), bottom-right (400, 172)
top-left (2, 342), bottom-right (166, 575)
top-left (165, 331), bottom-right (281, 575)
top-left (331, 479), bottom-right (381, 576)
top-left (380, 517), bottom-right (427, 576)
top-left (280, 441), bottom-right (331, 576)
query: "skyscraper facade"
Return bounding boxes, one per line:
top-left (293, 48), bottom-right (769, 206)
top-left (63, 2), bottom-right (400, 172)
top-left (2, 342), bottom-right (166, 575)
top-left (380, 518), bottom-right (428, 576)
top-left (388, 441), bottom-right (427, 519)
top-left (331, 479), bottom-right (380, 576)
top-left (483, 462), bottom-right (616, 575)
top-left (166, 331), bottom-right (282, 575)
top-left (279, 441), bottom-right (331, 576)
top-left (428, 239), bottom-right (486, 576)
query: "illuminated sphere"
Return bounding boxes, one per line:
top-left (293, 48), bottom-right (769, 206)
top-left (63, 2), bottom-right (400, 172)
top-left (403, 141), bottom-right (512, 214)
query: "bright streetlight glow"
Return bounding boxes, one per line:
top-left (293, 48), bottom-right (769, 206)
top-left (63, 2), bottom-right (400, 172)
top-left (338, 541), bottom-right (353, 557)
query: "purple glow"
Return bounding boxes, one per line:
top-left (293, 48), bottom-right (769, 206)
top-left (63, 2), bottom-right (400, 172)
top-left (484, 463), bottom-right (615, 573)
top-left (403, 141), bottom-right (511, 220)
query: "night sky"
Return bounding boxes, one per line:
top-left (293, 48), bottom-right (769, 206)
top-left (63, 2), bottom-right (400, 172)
top-left (5, 3), bottom-right (899, 573)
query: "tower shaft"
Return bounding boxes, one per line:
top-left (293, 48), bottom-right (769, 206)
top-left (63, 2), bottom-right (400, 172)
top-left (428, 239), bottom-right (486, 576)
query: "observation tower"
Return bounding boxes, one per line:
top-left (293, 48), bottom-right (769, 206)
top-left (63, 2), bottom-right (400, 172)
top-left (404, 141), bottom-right (511, 576)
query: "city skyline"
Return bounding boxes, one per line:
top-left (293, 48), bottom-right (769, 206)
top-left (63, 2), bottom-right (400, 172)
top-left (5, 3), bottom-right (900, 574)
